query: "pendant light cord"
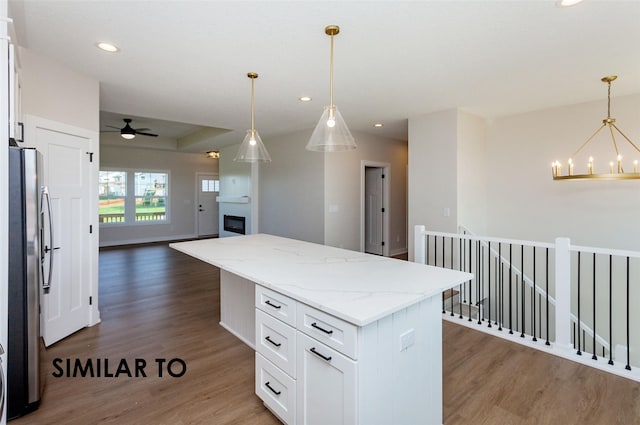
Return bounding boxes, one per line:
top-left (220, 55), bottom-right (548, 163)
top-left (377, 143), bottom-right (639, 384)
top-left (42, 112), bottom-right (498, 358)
top-left (251, 77), bottom-right (255, 134)
top-left (329, 33), bottom-right (334, 108)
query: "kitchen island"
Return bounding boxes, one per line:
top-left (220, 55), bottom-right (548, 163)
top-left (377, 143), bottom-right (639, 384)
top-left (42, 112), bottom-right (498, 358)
top-left (171, 234), bottom-right (471, 425)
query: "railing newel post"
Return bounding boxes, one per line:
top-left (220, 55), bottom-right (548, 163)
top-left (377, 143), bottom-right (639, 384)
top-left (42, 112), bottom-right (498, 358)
top-left (555, 237), bottom-right (573, 351)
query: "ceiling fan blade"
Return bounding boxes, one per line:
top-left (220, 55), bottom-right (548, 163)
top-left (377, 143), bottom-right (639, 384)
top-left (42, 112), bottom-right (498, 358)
top-left (136, 131), bottom-right (158, 137)
top-left (133, 127), bottom-right (151, 132)
top-left (105, 125), bottom-right (121, 129)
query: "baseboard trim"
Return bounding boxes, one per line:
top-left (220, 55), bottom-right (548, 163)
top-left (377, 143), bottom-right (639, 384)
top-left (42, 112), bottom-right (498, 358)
top-left (99, 233), bottom-right (201, 248)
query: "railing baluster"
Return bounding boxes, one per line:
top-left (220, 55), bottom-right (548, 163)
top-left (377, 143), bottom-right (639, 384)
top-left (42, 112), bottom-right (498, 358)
top-left (533, 247), bottom-right (537, 341)
top-left (592, 252), bottom-right (597, 360)
top-left (468, 239), bottom-right (472, 322)
top-left (450, 238), bottom-right (455, 316)
top-left (577, 251), bottom-right (582, 356)
top-left (488, 242), bottom-right (492, 328)
top-left (509, 244), bottom-right (513, 334)
top-left (609, 254), bottom-right (614, 365)
top-left (477, 240), bottom-right (481, 324)
top-left (459, 237), bottom-right (463, 319)
top-left (499, 243), bottom-right (503, 331)
top-left (521, 244), bottom-right (525, 338)
top-left (546, 247), bottom-right (550, 346)
top-left (626, 256), bottom-right (631, 371)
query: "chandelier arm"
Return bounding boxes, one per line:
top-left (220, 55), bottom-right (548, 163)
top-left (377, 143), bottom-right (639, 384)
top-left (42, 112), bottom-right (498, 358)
top-left (608, 123), bottom-right (621, 157)
top-left (570, 123), bottom-right (606, 159)
top-left (611, 123), bottom-right (640, 154)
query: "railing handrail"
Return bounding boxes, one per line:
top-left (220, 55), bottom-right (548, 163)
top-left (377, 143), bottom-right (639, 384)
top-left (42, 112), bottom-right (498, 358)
top-left (418, 227), bottom-right (555, 249)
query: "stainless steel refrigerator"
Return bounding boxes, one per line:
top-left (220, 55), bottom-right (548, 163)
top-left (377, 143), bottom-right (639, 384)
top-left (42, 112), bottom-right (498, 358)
top-left (8, 146), bottom-right (49, 419)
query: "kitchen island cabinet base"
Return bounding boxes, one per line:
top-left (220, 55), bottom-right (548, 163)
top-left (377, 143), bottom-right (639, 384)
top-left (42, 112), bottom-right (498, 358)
top-left (220, 270), bottom-right (255, 349)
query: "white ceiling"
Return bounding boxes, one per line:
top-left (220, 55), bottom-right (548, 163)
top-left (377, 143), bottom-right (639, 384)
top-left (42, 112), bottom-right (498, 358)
top-left (9, 0), bottom-right (640, 151)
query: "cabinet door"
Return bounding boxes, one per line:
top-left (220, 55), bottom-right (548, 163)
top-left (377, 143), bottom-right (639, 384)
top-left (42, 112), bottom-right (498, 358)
top-left (296, 332), bottom-right (357, 425)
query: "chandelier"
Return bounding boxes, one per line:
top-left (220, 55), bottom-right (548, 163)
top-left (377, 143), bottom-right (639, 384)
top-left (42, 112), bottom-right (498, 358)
top-left (552, 75), bottom-right (640, 181)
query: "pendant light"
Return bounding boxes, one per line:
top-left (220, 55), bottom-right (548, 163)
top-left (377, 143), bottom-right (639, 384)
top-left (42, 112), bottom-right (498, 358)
top-left (234, 72), bottom-right (271, 162)
top-left (306, 25), bottom-right (356, 152)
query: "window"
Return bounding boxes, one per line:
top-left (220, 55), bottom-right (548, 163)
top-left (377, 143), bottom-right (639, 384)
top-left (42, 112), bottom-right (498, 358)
top-left (99, 169), bottom-right (169, 225)
top-left (134, 172), bottom-right (168, 222)
top-left (99, 171), bottom-right (127, 223)
top-left (201, 179), bottom-right (219, 192)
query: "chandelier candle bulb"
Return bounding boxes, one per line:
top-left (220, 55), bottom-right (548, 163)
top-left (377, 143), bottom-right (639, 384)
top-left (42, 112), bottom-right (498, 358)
top-left (610, 162), bottom-right (614, 173)
top-left (568, 159), bottom-right (574, 176)
top-left (588, 157), bottom-right (594, 174)
top-left (634, 160), bottom-right (638, 173)
top-left (617, 155), bottom-right (623, 173)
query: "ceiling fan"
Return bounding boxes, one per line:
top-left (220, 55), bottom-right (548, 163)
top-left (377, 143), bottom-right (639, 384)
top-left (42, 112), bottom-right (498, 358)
top-left (105, 118), bottom-right (158, 140)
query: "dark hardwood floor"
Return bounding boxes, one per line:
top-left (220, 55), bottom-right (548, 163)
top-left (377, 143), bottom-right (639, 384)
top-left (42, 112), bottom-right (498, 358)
top-left (12, 243), bottom-right (640, 424)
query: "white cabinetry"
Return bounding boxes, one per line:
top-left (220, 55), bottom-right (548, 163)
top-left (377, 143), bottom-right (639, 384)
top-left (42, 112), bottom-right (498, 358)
top-left (255, 284), bottom-right (443, 425)
top-left (296, 332), bottom-right (356, 425)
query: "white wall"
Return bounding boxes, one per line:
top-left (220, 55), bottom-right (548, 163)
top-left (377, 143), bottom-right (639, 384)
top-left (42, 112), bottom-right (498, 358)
top-left (260, 129), bottom-right (325, 244)
top-left (99, 144), bottom-right (218, 246)
top-left (457, 110), bottom-right (488, 235)
top-left (218, 143), bottom-right (253, 237)
top-left (408, 109), bottom-right (458, 260)
top-left (324, 131), bottom-right (408, 253)
top-left (19, 47), bottom-right (99, 132)
top-left (486, 93), bottom-right (640, 250)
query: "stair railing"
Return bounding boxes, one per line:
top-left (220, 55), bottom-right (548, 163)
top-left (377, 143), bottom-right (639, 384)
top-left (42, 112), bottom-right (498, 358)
top-left (414, 225), bottom-right (640, 382)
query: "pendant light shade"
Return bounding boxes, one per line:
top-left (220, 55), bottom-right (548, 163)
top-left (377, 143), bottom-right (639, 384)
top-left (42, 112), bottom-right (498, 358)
top-left (308, 105), bottom-right (355, 152)
top-left (306, 25), bottom-right (356, 152)
top-left (235, 72), bottom-right (271, 163)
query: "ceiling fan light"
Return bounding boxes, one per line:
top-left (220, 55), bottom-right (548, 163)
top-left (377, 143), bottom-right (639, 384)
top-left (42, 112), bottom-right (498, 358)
top-left (121, 124), bottom-right (136, 139)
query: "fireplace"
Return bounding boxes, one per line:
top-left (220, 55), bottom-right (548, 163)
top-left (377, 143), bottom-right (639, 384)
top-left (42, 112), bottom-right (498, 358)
top-left (223, 215), bottom-right (246, 235)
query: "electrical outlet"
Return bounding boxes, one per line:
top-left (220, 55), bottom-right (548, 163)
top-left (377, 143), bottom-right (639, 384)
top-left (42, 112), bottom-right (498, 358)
top-left (399, 329), bottom-right (415, 351)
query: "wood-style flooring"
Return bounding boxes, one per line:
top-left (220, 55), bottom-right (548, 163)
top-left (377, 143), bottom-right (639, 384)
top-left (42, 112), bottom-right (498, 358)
top-left (12, 243), bottom-right (640, 424)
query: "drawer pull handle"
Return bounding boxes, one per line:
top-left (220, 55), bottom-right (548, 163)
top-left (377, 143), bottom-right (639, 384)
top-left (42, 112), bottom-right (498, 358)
top-left (310, 347), bottom-right (332, 362)
top-left (265, 336), bottom-right (282, 347)
top-left (265, 300), bottom-right (282, 309)
top-left (311, 322), bottom-right (333, 335)
top-left (265, 381), bottom-right (281, 396)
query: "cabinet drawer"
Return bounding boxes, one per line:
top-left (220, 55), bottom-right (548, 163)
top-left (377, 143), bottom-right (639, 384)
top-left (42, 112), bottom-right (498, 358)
top-left (256, 353), bottom-right (296, 425)
top-left (256, 309), bottom-right (297, 378)
top-left (256, 286), bottom-right (297, 327)
top-left (297, 303), bottom-right (357, 359)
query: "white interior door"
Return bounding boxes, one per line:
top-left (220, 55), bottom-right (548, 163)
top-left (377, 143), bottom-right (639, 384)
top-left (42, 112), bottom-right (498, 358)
top-left (365, 167), bottom-right (384, 255)
top-left (197, 173), bottom-right (219, 236)
top-left (27, 117), bottom-right (95, 347)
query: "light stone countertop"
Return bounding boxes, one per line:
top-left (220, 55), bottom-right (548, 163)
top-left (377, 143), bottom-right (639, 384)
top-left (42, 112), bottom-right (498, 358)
top-left (170, 234), bottom-right (473, 327)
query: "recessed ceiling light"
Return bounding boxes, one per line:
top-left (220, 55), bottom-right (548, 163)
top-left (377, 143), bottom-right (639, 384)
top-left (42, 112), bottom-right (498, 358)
top-left (374, 123), bottom-right (384, 128)
top-left (299, 96), bottom-right (312, 102)
top-left (96, 42), bottom-right (119, 52)
top-left (556, 0), bottom-right (584, 7)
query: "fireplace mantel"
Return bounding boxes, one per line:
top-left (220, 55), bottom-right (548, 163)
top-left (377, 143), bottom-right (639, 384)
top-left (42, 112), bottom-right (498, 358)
top-left (216, 196), bottom-right (250, 204)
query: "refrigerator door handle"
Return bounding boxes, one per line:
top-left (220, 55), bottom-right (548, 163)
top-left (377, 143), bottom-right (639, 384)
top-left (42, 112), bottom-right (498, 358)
top-left (40, 186), bottom-right (55, 294)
